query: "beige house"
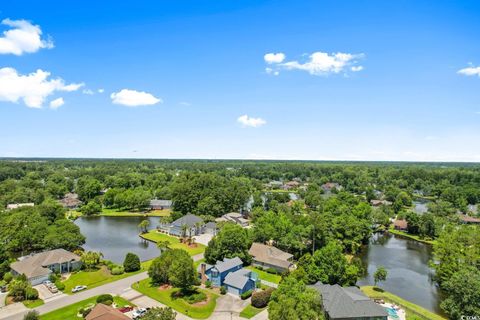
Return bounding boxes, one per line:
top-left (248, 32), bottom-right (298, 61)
top-left (10, 249), bottom-right (82, 285)
top-left (85, 303), bottom-right (130, 320)
top-left (249, 242), bottom-right (294, 273)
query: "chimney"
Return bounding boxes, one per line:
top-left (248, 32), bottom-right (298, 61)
top-left (200, 263), bottom-right (207, 284)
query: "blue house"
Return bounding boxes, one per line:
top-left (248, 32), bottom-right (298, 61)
top-left (198, 257), bottom-right (258, 296)
top-left (160, 214), bottom-right (204, 237)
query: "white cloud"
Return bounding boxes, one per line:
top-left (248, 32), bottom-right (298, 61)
top-left (110, 89), bottom-right (161, 107)
top-left (0, 19), bottom-right (53, 55)
top-left (264, 53), bottom-right (285, 64)
top-left (351, 66), bottom-right (364, 72)
top-left (237, 114), bottom-right (266, 128)
top-left (49, 97), bottom-right (64, 109)
top-left (458, 66), bottom-right (480, 77)
top-left (98, 88), bottom-right (104, 93)
top-left (82, 89), bottom-right (94, 95)
top-left (0, 67), bottom-right (84, 108)
top-left (179, 101), bottom-right (191, 106)
top-left (265, 51), bottom-right (364, 76)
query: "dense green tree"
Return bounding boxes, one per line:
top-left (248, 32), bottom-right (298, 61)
top-left (123, 252), bottom-right (141, 272)
top-left (44, 219), bottom-right (85, 250)
top-left (76, 177), bottom-right (102, 202)
top-left (440, 267), bottom-right (480, 319)
top-left (205, 223), bottom-right (252, 264)
top-left (142, 307), bottom-right (177, 320)
top-left (149, 250), bottom-right (176, 285)
top-left (373, 266), bottom-right (388, 287)
top-left (268, 276), bottom-right (323, 320)
top-left (168, 250), bottom-right (197, 293)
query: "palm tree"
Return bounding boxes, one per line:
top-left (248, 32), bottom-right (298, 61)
top-left (181, 224), bottom-right (188, 243)
top-left (138, 219), bottom-right (150, 234)
top-left (156, 240), bottom-right (171, 252)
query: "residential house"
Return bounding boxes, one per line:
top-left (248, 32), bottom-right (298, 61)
top-left (204, 222), bottom-right (218, 235)
top-left (370, 199), bottom-right (392, 207)
top-left (59, 193), bottom-right (82, 209)
top-left (160, 214), bottom-right (204, 237)
top-left (198, 257), bottom-right (258, 296)
top-left (215, 212), bottom-right (249, 227)
top-left (85, 303), bottom-right (130, 320)
top-left (458, 213), bottom-right (480, 224)
top-left (282, 181), bottom-right (300, 190)
top-left (149, 199), bottom-right (172, 210)
top-left (10, 249), bottom-right (82, 285)
top-left (310, 282), bottom-right (388, 320)
top-left (393, 219), bottom-right (408, 231)
top-left (6, 203), bottom-right (34, 210)
top-left (249, 242), bottom-right (294, 273)
top-left (321, 182), bottom-right (342, 193)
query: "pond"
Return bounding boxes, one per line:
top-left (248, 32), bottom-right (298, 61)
top-left (357, 232), bottom-right (445, 315)
top-left (75, 216), bottom-right (161, 263)
top-left (412, 199), bottom-right (430, 214)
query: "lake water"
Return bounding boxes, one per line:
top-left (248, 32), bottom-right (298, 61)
top-left (74, 216), bottom-right (161, 263)
top-left (412, 200), bottom-right (429, 214)
top-left (357, 232), bottom-right (444, 315)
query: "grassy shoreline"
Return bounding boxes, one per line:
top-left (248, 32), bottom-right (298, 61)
top-left (140, 231), bottom-right (206, 256)
top-left (68, 208), bottom-right (170, 219)
top-left (361, 286), bottom-right (446, 320)
top-left (388, 227), bottom-right (436, 245)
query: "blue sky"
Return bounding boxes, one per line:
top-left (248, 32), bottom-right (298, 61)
top-left (1, 0), bottom-right (480, 161)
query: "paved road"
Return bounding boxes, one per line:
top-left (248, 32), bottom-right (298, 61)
top-left (0, 253), bottom-right (205, 320)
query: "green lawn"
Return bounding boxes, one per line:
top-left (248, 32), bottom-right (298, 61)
top-left (40, 296), bottom-right (132, 320)
top-left (140, 231), bottom-right (206, 256)
top-left (133, 279), bottom-right (217, 319)
top-left (388, 226), bottom-right (436, 245)
top-left (23, 299), bottom-right (44, 308)
top-left (240, 305), bottom-right (266, 318)
top-left (100, 208), bottom-right (171, 217)
top-left (63, 262), bottom-right (150, 294)
top-left (361, 286), bottom-right (446, 320)
top-left (246, 266), bottom-right (282, 284)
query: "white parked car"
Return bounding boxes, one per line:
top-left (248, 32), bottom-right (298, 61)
top-left (132, 308), bottom-right (148, 319)
top-left (71, 285), bottom-right (87, 293)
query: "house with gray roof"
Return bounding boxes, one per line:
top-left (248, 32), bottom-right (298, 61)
top-left (149, 199), bottom-right (172, 210)
top-left (10, 249), bottom-right (82, 285)
top-left (310, 282), bottom-right (388, 320)
top-left (215, 212), bottom-right (249, 227)
top-left (160, 214), bottom-right (204, 237)
top-left (198, 257), bottom-right (258, 296)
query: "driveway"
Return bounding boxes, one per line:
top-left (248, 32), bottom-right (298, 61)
top-left (33, 285), bottom-right (66, 302)
top-left (0, 303), bottom-right (28, 320)
top-left (208, 294), bottom-right (250, 320)
top-left (193, 234), bottom-right (212, 246)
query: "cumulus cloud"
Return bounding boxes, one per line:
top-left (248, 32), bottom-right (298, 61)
top-left (237, 114), bottom-right (266, 128)
top-left (49, 97), bottom-right (64, 109)
top-left (0, 19), bottom-right (53, 55)
top-left (110, 89), bottom-right (161, 107)
top-left (264, 53), bottom-right (285, 64)
top-left (458, 66), bottom-right (480, 77)
top-left (98, 88), bottom-right (104, 93)
top-left (264, 51), bottom-right (364, 76)
top-left (82, 89), bottom-right (94, 95)
top-left (0, 67), bottom-right (84, 108)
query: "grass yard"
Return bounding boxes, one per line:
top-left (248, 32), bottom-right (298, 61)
top-left (388, 227), bottom-right (436, 245)
top-left (23, 299), bottom-right (44, 308)
top-left (40, 296), bottom-right (132, 320)
top-left (63, 262), bottom-right (150, 294)
top-left (140, 231), bottom-right (206, 256)
top-left (361, 286), bottom-right (446, 320)
top-left (240, 305), bottom-right (266, 318)
top-left (246, 266), bottom-right (282, 284)
top-left (100, 208), bottom-right (171, 217)
top-left (133, 278), bottom-right (217, 319)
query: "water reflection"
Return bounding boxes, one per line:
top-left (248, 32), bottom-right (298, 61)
top-left (75, 216), bottom-right (161, 263)
top-left (357, 232), bottom-right (444, 315)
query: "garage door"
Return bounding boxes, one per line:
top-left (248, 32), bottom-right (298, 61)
top-left (227, 286), bottom-right (239, 295)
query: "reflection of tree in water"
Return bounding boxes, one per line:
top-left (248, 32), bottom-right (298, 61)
top-left (139, 238), bottom-right (150, 249)
top-left (370, 232), bottom-right (390, 246)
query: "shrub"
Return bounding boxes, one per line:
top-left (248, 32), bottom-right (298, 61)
top-left (54, 280), bottom-right (65, 291)
top-left (48, 273), bottom-right (59, 282)
top-left (251, 287), bottom-right (274, 308)
top-left (220, 286), bottom-right (227, 295)
top-left (3, 272), bottom-right (13, 283)
top-left (240, 289), bottom-right (253, 300)
top-left (266, 268), bottom-right (278, 274)
top-left (96, 294), bottom-right (113, 305)
top-left (25, 287), bottom-right (39, 300)
top-left (79, 303), bottom-right (94, 317)
top-left (183, 291), bottom-right (207, 304)
top-left (23, 310), bottom-right (39, 320)
top-left (111, 266), bottom-right (125, 275)
top-left (123, 253), bottom-right (141, 272)
top-left (205, 280), bottom-right (212, 288)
